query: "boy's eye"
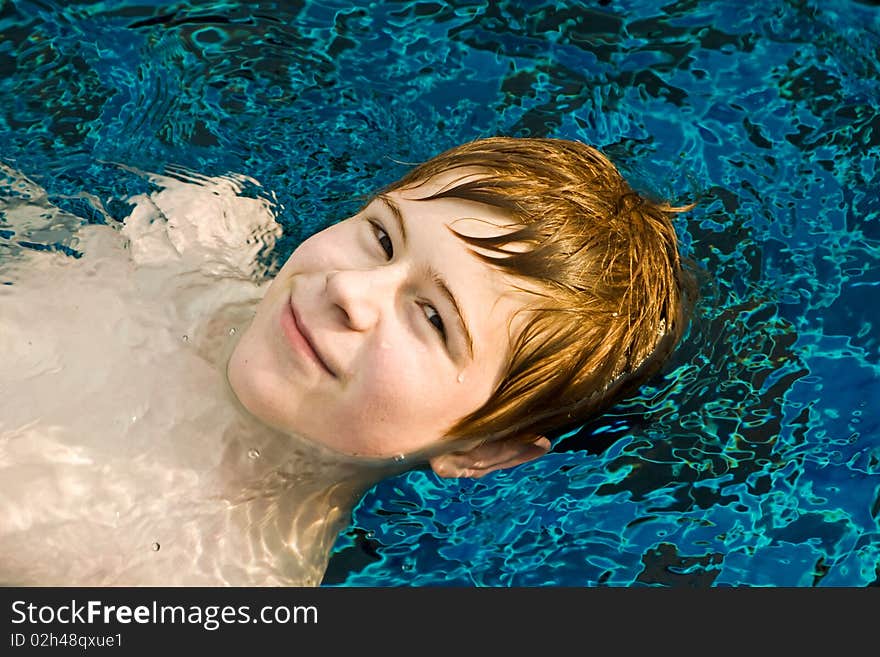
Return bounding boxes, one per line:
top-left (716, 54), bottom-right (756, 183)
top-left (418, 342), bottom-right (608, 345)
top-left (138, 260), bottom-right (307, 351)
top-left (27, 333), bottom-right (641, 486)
top-left (422, 304), bottom-right (446, 340)
top-left (370, 220), bottom-right (447, 344)
top-left (371, 221), bottom-right (393, 258)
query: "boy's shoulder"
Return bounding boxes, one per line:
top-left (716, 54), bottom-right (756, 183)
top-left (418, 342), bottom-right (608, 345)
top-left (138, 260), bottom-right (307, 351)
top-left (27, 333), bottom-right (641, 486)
top-left (121, 169), bottom-right (283, 278)
top-left (1, 163), bottom-right (282, 280)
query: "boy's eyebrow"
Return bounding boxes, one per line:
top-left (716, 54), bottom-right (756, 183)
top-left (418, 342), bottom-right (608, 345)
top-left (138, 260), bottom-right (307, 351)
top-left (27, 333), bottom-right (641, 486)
top-left (375, 194), bottom-right (407, 243)
top-left (376, 194), bottom-right (475, 362)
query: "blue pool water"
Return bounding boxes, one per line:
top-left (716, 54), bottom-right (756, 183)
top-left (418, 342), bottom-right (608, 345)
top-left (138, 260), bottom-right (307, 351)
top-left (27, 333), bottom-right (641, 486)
top-left (1, 0), bottom-right (878, 586)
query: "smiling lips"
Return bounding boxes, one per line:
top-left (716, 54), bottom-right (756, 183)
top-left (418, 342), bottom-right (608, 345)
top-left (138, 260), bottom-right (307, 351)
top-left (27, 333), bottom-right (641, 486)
top-left (281, 299), bottom-right (336, 377)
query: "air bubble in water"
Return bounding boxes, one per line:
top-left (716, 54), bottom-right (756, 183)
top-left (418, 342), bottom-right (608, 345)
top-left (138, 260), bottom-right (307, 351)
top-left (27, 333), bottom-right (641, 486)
top-left (247, 448), bottom-right (260, 460)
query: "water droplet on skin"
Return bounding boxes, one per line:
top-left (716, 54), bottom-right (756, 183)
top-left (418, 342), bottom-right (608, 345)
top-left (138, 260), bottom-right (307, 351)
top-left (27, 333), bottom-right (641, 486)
top-left (151, 542), bottom-right (160, 552)
top-left (393, 454), bottom-right (405, 463)
top-left (380, 341), bottom-right (391, 350)
top-left (247, 448), bottom-right (260, 460)
top-left (131, 415), bottom-right (137, 423)
top-left (457, 373), bottom-right (465, 383)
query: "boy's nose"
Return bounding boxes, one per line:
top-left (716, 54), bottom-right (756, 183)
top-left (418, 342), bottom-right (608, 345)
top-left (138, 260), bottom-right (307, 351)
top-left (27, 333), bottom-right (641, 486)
top-left (324, 265), bottom-right (405, 332)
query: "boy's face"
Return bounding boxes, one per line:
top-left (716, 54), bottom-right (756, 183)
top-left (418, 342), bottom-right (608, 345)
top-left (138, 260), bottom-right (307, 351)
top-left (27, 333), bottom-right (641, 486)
top-left (227, 170), bottom-right (536, 460)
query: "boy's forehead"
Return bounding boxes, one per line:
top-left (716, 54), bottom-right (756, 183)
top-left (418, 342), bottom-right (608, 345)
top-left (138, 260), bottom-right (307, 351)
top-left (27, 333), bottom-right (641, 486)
top-left (385, 167), bottom-right (550, 324)
top-left (391, 168), bottom-right (549, 298)
top-left (396, 165), bottom-right (490, 199)
top-left (391, 169), bottom-right (520, 237)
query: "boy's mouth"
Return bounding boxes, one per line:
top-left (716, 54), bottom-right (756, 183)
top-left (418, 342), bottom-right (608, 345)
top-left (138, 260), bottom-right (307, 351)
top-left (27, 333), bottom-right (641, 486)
top-left (280, 299), bottom-right (337, 378)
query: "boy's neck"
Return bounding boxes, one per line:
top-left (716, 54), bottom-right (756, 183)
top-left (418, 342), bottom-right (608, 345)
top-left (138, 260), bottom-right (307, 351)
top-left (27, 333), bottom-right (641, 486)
top-left (213, 391), bottom-right (406, 585)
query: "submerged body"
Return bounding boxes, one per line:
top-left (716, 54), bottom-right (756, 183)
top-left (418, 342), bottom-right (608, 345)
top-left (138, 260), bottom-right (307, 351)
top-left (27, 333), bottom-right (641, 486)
top-left (0, 168), bottom-right (383, 585)
top-left (1, 137), bottom-right (697, 585)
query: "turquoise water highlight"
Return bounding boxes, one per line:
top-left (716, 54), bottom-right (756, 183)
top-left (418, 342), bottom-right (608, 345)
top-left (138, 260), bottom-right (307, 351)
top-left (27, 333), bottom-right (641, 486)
top-left (1, 0), bottom-right (878, 586)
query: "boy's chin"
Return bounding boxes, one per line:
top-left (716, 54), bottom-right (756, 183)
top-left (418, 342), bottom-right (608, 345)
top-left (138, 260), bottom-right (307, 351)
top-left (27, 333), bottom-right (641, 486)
top-left (225, 348), bottom-right (276, 424)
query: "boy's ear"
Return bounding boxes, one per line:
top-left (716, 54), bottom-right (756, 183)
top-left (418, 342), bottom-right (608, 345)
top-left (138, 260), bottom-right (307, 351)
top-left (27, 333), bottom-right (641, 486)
top-left (429, 435), bottom-right (551, 479)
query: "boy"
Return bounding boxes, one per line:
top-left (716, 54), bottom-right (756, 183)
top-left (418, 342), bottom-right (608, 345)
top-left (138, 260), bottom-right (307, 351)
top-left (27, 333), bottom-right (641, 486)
top-left (0, 137), bottom-right (697, 585)
top-left (228, 136), bottom-right (699, 477)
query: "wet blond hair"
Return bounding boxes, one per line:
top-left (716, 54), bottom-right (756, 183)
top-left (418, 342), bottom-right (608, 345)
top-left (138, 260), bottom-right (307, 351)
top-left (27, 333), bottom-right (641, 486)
top-left (375, 136), bottom-right (700, 446)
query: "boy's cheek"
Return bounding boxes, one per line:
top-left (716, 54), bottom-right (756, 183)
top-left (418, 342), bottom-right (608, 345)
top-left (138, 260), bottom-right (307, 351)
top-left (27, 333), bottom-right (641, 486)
top-left (275, 246), bottom-right (331, 277)
top-left (367, 346), bottom-right (426, 396)
top-left (365, 361), bottom-right (462, 429)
